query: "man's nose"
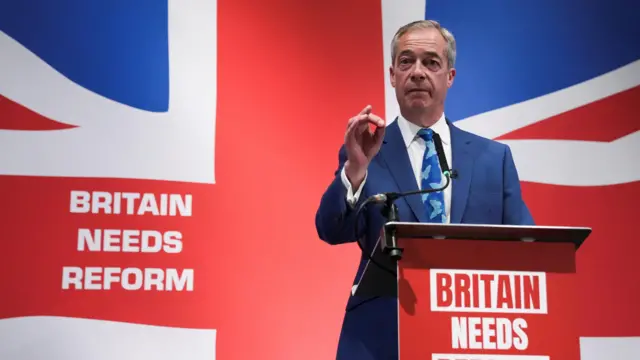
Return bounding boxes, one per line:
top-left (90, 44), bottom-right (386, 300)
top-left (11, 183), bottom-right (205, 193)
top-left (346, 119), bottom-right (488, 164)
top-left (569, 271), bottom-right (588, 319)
top-left (410, 61), bottom-right (427, 81)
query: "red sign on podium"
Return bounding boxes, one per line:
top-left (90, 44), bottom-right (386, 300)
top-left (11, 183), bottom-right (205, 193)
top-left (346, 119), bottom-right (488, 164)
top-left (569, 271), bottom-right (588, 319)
top-left (397, 238), bottom-right (581, 360)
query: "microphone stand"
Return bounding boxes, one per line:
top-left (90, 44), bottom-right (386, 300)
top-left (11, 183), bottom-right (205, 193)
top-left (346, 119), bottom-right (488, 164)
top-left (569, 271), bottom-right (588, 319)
top-left (379, 172), bottom-right (452, 261)
top-left (353, 171), bottom-right (454, 275)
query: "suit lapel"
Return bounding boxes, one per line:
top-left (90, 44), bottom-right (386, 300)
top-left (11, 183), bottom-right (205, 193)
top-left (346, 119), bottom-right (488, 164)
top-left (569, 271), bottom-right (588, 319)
top-left (449, 123), bottom-right (475, 223)
top-left (379, 121), bottom-right (428, 222)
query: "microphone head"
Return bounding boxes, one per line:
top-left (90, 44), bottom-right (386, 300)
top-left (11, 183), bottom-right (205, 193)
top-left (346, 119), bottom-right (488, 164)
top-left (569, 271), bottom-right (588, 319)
top-left (369, 193), bottom-right (388, 203)
top-left (368, 192), bottom-right (402, 204)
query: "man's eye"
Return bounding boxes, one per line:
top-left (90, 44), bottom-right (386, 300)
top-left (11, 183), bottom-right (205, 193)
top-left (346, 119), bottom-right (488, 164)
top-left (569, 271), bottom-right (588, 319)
top-left (426, 60), bottom-right (441, 70)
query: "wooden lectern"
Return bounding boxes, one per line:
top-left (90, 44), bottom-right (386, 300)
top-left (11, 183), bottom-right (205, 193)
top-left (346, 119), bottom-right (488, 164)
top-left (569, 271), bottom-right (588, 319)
top-left (354, 221), bottom-right (591, 360)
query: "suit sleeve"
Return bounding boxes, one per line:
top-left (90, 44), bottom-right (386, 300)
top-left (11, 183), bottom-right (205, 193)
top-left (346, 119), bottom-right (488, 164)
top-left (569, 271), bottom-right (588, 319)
top-left (502, 145), bottom-right (535, 225)
top-left (315, 145), bottom-right (369, 245)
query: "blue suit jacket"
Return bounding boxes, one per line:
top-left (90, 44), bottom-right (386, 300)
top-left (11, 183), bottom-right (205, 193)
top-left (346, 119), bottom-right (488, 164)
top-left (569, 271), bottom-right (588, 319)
top-left (315, 119), bottom-right (534, 360)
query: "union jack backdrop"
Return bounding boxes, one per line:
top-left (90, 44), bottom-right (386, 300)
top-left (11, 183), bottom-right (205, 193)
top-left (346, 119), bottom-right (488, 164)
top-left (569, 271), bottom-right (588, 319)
top-left (0, 0), bottom-right (638, 359)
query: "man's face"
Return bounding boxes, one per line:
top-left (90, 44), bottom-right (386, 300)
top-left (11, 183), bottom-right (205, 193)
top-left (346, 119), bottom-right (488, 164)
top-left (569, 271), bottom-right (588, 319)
top-left (390, 27), bottom-right (455, 115)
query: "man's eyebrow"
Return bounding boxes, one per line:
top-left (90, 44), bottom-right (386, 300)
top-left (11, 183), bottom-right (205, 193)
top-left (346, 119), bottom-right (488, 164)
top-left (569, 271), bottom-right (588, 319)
top-left (423, 51), bottom-right (443, 60)
top-left (398, 50), bottom-right (414, 57)
top-left (398, 50), bottom-right (443, 59)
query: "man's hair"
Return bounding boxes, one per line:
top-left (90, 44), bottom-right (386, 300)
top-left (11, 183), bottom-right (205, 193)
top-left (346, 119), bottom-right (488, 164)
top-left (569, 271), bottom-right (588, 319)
top-left (390, 20), bottom-right (457, 69)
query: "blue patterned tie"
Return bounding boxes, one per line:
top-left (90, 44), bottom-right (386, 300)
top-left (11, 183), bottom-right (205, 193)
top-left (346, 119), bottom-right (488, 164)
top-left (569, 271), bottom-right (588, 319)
top-left (417, 128), bottom-right (447, 223)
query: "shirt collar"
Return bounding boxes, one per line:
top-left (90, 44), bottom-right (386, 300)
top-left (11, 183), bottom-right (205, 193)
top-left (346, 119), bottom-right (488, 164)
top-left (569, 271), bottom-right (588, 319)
top-left (397, 111), bottom-right (450, 148)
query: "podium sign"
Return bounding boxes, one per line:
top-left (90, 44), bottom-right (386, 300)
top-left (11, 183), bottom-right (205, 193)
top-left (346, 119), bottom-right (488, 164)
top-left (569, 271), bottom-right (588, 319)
top-left (397, 236), bottom-right (582, 360)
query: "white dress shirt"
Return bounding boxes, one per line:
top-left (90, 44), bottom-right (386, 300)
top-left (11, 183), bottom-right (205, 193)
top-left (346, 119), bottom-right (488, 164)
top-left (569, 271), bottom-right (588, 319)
top-left (340, 112), bottom-right (452, 223)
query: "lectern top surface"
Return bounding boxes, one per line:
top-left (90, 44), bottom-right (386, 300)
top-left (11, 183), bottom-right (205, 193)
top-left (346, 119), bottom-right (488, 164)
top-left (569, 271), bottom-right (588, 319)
top-left (384, 222), bottom-right (591, 249)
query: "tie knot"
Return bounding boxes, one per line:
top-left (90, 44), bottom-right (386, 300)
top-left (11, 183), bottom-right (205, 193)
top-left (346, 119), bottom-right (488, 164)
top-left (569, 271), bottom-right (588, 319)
top-left (417, 128), bottom-right (434, 141)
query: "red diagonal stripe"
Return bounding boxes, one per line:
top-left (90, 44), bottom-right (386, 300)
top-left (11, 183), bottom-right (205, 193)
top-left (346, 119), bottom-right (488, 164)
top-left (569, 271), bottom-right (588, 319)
top-left (0, 95), bottom-right (76, 130)
top-left (497, 86), bottom-right (640, 142)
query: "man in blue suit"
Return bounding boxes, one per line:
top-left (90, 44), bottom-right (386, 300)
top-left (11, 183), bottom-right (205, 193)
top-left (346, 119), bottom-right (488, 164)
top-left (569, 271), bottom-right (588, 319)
top-left (315, 20), bottom-right (535, 359)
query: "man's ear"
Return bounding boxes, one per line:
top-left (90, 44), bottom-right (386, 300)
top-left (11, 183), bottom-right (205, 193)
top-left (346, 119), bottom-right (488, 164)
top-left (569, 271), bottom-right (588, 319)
top-left (389, 66), bottom-right (396, 88)
top-left (447, 68), bottom-right (456, 88)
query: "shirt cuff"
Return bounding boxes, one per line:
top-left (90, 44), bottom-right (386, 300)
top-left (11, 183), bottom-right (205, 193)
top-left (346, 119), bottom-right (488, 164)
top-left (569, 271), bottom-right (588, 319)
top-left (340, 166), bottom-right (367, 208)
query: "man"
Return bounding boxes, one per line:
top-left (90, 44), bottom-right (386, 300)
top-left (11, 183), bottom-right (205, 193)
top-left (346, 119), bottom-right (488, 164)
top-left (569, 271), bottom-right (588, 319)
top-left (315, 20), bottom-right (534, 359)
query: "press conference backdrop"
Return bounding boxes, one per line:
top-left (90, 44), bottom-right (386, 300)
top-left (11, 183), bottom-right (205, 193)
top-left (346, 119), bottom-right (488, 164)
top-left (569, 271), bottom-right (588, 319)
top-left (0, 0), bottom-right (638, 359)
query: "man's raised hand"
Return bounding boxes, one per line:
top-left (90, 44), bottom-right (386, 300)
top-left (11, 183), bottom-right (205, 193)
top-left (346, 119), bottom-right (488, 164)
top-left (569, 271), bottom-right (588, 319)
top-left (343, 105), bottom-right (385, 189)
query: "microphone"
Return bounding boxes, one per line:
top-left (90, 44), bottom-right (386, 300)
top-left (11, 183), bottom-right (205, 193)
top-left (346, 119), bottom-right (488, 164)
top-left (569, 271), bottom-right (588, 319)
top-left (367, 130), bottom-right (456, 205)
top-left (432, 132), bottom-right (456, 179)
top-left (364, 167), bottom-right (453, 205)
top-left (354, 130), bottom-right (456, 270)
